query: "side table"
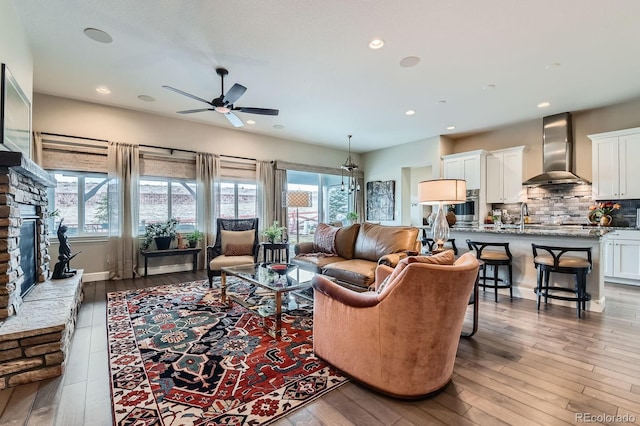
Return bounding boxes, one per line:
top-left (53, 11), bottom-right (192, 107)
top-left (260, 242), bottom-right (290, 264)
top-left (461, 259), bottom-right (482, 338)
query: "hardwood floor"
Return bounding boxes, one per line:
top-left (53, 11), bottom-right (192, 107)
top-left (1, 272), bottom-right (638, 426)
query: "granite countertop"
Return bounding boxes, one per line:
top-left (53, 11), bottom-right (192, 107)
top-left (448, 224), bottom-right (613, 238)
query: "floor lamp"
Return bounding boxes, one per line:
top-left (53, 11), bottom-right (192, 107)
top-left (286, 191), bottom-right (312, 244)
top-left (418, 179), bottom-right (467, 253)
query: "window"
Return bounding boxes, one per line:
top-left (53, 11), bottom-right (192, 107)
top-left (219, 181), bottom-right (257, 219)
top-left (286, 171), bottom-right (352, 243)
top-left (139, 178), bottom-right (197, 233)
top-left (48, 172), bottom-right (111, 237)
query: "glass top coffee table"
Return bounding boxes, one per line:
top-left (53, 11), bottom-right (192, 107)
top-left (220, 263), bottom-right (325, 338)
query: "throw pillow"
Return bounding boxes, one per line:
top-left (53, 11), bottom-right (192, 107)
top-left (226, 243), bottom-right (254, 256)
top-left (377, 250), bottom-right (455, 293)
top-left (313, 223), bottom-right (339, 254)
top-left (221, 230), bottom-right (255, 254)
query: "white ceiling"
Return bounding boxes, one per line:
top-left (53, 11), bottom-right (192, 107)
top-left (12, 0), bottom-right (640, 153)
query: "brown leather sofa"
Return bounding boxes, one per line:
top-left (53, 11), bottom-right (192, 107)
top-left (291, 222), bottom-right (420, 288)
top-left (311, 251), bottom-right (479, 398)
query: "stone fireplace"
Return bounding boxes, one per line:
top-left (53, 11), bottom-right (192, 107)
top-left (0, 152), bottom-right (53, 317)
top-left (0, 152), bottom-right (83, 388)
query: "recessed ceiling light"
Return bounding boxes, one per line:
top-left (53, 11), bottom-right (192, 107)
top-left (545, 62), bottom-right (561, 70)
top-left (137, 95), bottom-right (155, 102)
top-left (438, 100), bottom-right (447, 105)
top-left (84, 28), bottom-right (113, 44)
top-left (400, 56), bottom-right (420, 68)
top-left (369, 38), bottom-right (384, 49)
top-left (446, 126), bottom-right (456, 130)
top-left (246, 120), bottom-right (256, 125)
top-left (273, 124), bottom-right (284, 129)
top-left (483, 84), bottom-right (496, 90)
top-left (96, 86), bottom-right (111, 94)
top-left (405, 110), bottom-right (416, 116)
top-left (537, 102), bottom-right (550, 108)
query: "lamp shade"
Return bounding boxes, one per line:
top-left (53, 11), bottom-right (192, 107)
top-left (286, 191), bottom-right (312, 208)
top-left (418, 179), bottom-right (467, 205)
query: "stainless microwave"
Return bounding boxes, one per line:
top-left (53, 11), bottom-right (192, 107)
top-left (453, 189), bottom-right (479, 224)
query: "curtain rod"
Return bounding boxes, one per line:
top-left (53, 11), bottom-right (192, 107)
top-left (40, 132), bottom-right (109, 143)
top-left (39, 132), bottom-right (255, 161)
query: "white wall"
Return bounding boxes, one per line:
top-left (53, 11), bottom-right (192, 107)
top-left (362, 135), bottom-right (447, 226)
top-left (0, 1), bottom-right (33, 100)
top-left (34, 94), bottom-right (358, 168)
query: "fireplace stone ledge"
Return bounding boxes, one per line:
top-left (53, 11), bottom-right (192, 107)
top-left (0, 271), bottom-right (83, 388)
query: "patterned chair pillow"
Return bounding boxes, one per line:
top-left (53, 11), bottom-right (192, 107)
top-left (226, 243), bottom-right (255, 256)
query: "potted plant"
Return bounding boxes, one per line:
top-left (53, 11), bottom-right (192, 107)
top-left (141, 218), bottom-right (178, 250)
top-left (263, 221), bottom-right (286, 243)
top-left (344, 211), bottom-right (358, 226)
top-left (186, 230), bottom-right (204, 248)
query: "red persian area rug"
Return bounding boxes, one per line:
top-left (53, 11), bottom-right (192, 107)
top-left (107, 279), bottom-right (347, 425)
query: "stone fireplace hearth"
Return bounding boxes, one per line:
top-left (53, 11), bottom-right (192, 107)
top-left (0, 151), bottom-right (84, 388)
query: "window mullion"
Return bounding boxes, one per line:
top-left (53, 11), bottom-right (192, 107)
top-left (78, 176), bottom-right (86, 236)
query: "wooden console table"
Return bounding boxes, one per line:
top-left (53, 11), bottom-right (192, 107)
top-left (140, 248), bottom-right (201, 277)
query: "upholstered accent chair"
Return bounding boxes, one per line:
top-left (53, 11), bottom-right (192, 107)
top-left (207, 218), bottom-right (259, 286)
top-left (312, 252), bottom-right (479, 398)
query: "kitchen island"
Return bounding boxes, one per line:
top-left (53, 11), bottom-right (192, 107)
top-left (444, 225), bottom-right (612, 312)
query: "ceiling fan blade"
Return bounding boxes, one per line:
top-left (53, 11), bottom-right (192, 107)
top-left (176, 108), bottom-right (214, 114)
top-left (223, 83), bottom-right (247, 105)
top-left (224, 112), bottom-right (244, 128)
top-left (162, 85), bottom-right (212, 105)
top-left (234, 107), bottom-right (279, 116)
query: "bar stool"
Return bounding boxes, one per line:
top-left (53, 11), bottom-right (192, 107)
top-left (531, 244), bottom-right (592, 318)
top-left (466, 240), bottom-right (513, 303)
top-left (422, 237), bottom-right (458, 255)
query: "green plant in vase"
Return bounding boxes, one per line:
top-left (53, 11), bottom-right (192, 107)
top-left (186, 230), bottom-right (204, 248)
top-left (263, 221), bottom-right (286, 243)
top-left (141, 218), bottom-right (178, 250)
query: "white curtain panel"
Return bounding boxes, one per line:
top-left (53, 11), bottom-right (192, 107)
top-left (257, 160), bottom-right (275, 235)
top-left (107, 142), bottom-right (140, 280)
top-left (196, 153), bottom-right (220, 263)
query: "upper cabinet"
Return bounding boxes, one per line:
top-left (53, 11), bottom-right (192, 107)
top-left (589, 127), bottom-right (640, 200)
top-left (486, 146), bottom-right (526, 204)
top-left (442, 150), bottom-right (487, 190)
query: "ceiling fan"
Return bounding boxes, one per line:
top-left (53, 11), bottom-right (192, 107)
top-left (162, 67), bottom-right (279, 128)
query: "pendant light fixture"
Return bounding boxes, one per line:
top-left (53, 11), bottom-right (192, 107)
top-left (340, 134), bottom-right (360, 194)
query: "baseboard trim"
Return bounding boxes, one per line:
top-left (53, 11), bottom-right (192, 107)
top-left (81, 264), bottom-right (199, 282)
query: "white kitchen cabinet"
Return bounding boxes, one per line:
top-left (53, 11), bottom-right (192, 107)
top-left (441, 150), bottom-right (487, 190)
top-left (603, 230), bottom-right (640, 286)
top-left (589, 128), bottom-right (640, 200)
top-left (486, 146), bottom-right (526, 203)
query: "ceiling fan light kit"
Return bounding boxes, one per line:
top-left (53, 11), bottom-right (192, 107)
top-left (163, 67), bottom-right (279, 128)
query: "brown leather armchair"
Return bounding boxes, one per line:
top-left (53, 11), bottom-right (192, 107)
top-left (311, 252), bottom-right (479, 398)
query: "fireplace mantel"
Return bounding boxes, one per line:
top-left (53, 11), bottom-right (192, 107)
top-left (0, 151), bottom-right (55, 188)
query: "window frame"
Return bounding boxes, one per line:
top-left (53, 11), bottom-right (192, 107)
top-left (47, 170), bottom-right (111, 238)
top-left (218, 179), bottom-right (258, 219)
top-left (138, 176), bottom-right (198, 235)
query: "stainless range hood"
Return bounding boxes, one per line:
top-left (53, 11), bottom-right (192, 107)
top-left (523, 112), bottom-right (590, 186)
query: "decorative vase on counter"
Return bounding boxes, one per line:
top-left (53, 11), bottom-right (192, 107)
top-left (446, 210), bottom-right (457, 227)
top-left (587, 210), bottom-right (599, 225)
top-left (599, 215), bottom-right (612, 227)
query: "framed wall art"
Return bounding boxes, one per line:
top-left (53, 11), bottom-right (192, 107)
top-left (366, 180), bottom-right (395, 221)
top-left (1, 63), bottom-right (31, 157)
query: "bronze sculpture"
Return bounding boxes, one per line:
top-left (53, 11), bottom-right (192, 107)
top-left (52, 218), bottom-right (81, 279)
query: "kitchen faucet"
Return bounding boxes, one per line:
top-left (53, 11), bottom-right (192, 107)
top-left (519, 202), bottom-right (529, 231)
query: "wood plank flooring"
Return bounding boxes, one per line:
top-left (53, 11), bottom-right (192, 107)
top-left (0, 272), bottom-right (638, 426)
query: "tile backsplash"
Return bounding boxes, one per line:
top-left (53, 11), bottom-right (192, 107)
top-left (493, 183), bottom-right (639, 227)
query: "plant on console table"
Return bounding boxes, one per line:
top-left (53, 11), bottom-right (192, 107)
top-left (186, 230), bottom-right (204, 248)
top-left (588, 202), bottom-right (620, 226)
top-left (263, 221), bottom-right (286, 243)
top-left (141, 218), bottom-right (178, 250)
